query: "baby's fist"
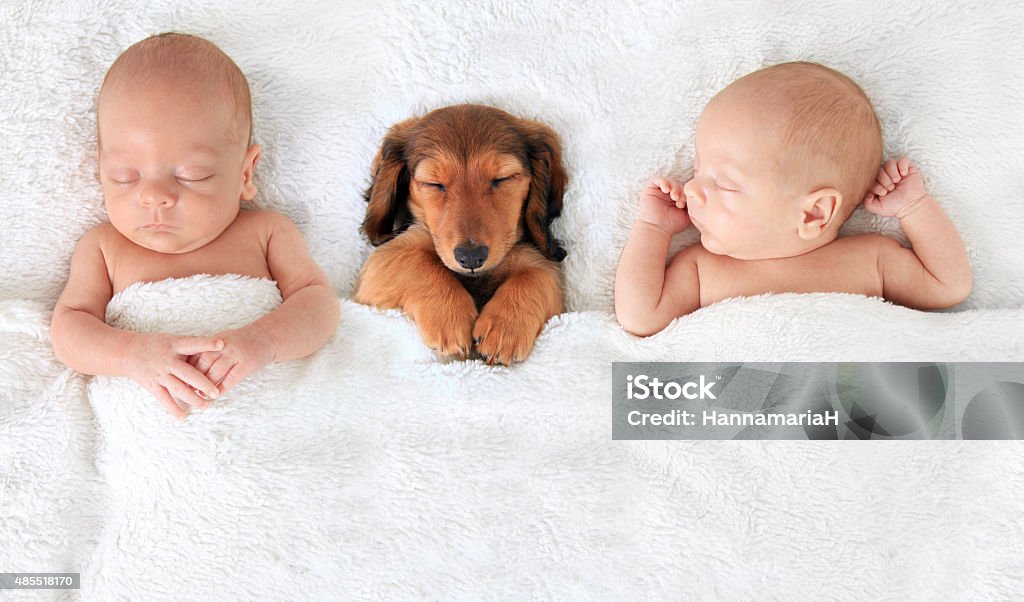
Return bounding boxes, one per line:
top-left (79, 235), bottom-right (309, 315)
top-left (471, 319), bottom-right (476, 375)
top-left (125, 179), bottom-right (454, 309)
top-left (864, 157), bottom-right (930, 219)
top-left (637, 177), bottom-right (691, 234)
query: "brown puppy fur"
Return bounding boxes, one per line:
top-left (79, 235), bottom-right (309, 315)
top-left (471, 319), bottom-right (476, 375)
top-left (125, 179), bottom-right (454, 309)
top-left (353, 104), bottom-right (568, 365)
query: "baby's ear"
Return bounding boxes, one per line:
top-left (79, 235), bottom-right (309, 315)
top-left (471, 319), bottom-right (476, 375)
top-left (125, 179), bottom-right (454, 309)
top-left (241, 143), bottom-right (262, 201)
top-left (798, 188), bottom-right (842, 240)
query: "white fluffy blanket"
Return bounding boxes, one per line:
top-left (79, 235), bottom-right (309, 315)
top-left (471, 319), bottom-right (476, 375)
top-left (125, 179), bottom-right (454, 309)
top-left (2, 1), bottom-right (1024, 598)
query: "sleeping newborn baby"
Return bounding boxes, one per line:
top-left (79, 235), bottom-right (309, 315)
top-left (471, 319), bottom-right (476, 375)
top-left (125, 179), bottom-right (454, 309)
top-left (615, 61), bottom-right (972, 336)
top-left (51, 33), bottom-right (339, 419)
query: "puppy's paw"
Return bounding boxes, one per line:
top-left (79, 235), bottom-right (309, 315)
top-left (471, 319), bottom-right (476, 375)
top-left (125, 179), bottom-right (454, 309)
top-left (412, 295), bottom-right (478, 359)
top-left (472, 305), bottom-right (540, 366)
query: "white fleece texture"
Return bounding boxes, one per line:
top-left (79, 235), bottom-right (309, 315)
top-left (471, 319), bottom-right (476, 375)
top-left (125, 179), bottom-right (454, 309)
top-left (1, 1), bottom-right (1023, 599)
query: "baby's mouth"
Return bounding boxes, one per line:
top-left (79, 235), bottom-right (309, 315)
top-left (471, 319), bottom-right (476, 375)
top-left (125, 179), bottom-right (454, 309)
top-left (141, 223), bottom-right (176, 232)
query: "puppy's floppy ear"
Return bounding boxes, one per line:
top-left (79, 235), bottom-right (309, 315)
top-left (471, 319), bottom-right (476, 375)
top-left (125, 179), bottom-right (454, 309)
top-left (520, 119), bottom-right (568, 261)
top-left (361, 118), bottom-right (418, 245)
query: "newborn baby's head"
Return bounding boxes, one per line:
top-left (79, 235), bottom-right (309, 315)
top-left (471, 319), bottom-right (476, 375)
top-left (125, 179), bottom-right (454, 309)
top-left (96, 32), bottom-right (260, 254)
top-left (683, 61), bottom-right (882, 260)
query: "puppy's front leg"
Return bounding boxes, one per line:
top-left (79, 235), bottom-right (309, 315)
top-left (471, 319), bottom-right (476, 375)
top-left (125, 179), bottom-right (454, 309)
top-left (354, 226), bottom-right (477, 358)
top-left (474, 245), bottom-right (564, 365)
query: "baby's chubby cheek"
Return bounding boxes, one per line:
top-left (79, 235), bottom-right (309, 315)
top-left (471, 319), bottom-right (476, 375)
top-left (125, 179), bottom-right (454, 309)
top-left (693, 225), bottom-right (740, 257)
top-left (687, 211), bottom-right (712, 239)
top-left (694, 228), bottom-right (724, 254)
top-left (699, 234), bottom-right (724, 255)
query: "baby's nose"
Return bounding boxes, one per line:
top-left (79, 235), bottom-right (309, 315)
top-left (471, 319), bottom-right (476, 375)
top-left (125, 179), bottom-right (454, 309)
top-left (139, 181), bottom-right (176, 207)
top-left (682, 178), bottom-right (704, 206)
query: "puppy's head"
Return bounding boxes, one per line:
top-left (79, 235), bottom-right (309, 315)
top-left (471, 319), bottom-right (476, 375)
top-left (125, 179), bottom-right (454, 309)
top-left (361, 104), bottom-right (567, 275)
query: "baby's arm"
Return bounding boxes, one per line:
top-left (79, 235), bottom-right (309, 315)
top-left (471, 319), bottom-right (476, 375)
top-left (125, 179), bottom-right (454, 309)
top-left (615, 177), bottom-right (701, 336)
top-left (865, 158), bottom-right (972, 309)
top-left (191, 213), bottom-right (340, 395)
top-left (50, 227), bottom-right (224, 419)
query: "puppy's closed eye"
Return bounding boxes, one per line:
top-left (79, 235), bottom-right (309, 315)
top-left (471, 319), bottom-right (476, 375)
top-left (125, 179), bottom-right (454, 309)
top-left (418, 181), bottom-right (446, 192)
top-left (490, 174), bottom-right (519, 189)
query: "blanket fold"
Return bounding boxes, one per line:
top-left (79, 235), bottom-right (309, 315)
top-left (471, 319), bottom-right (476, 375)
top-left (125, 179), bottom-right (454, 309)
top-left (59, 275), bottom-right (1024, 598)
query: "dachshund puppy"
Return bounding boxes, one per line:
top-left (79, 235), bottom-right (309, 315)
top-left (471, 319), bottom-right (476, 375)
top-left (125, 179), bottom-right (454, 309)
top-left (353, 104), bottom-right (568, 365)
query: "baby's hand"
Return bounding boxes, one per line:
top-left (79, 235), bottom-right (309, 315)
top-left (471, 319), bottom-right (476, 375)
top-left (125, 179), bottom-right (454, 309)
top-left (637, 177), bottom-right (692, 235)
top-left (864, 157), bottom-right (930, 219)
top-left (190, 324), bottom-right (275, 397)
top-left (124, 333), bottom-right (225, 420)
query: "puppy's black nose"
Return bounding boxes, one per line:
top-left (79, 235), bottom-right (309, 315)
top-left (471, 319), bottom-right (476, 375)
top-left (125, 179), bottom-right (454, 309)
top-left (454, 243), bottom-right (489, 270)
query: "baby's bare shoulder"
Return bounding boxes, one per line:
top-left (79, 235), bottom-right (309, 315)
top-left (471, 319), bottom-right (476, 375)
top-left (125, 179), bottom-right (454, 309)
top-left (675, 242), bottom-right (712, 264)
top-left (79, 221), bottom-right (118, 243)
top-left (683, 242), bottom-right (733, 276)
top-left (234, 208), bottom-right (299, 234)
top-left (76, 222), bottom-right (129, 257)
top-left (839, 233), bottom-right (903, 265)
top-left (831, 232), bottom-right (897, 253)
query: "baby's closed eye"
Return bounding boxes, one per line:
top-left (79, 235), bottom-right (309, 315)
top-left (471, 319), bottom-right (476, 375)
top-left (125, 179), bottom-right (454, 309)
top-left (176, 173), bottom-right (215, 183)
top-left (715, 179), bottom-right (739, 192)
top-left (107, 169), bottom-right (140, 184)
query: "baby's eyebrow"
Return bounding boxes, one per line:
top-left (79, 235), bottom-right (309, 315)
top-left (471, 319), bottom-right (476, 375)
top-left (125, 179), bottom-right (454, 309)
top-left (99, 145), bottom-right (222, 162)
top-left (98, 148), bottom-right (132, 160)
top-left (186, 145), bottom-right (221, 156)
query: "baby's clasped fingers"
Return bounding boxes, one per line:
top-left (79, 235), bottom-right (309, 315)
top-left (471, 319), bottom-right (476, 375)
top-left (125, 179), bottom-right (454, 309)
top-left (202, 355), bottom-right (237, 391)
top-left (172, 362), bottom-right (220, 405)
top-left (158, 375), bottom-right (211, 415)
top-left (190, 350), bottom-right (219, 374)
top-left (173, 336), bottom-right (224, 356)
